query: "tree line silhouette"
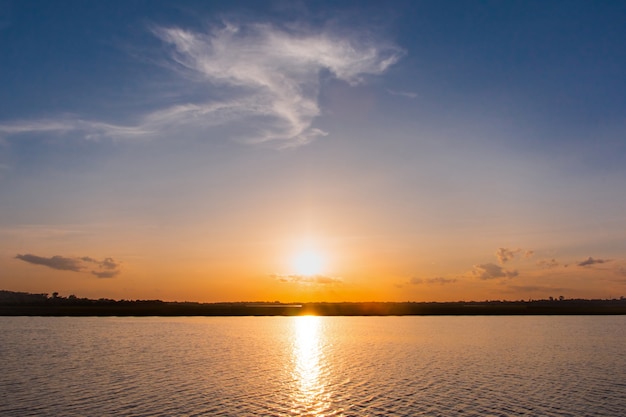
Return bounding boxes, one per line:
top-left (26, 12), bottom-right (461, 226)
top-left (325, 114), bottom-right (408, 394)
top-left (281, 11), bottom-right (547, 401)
top-left (2, 290), bottom-right (626, 316)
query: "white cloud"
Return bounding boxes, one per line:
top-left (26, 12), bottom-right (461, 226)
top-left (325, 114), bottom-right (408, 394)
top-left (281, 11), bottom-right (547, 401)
top-left (0, 21), bottom-right (403, 147)
top-left (152, 22), bottom-right (403, 145)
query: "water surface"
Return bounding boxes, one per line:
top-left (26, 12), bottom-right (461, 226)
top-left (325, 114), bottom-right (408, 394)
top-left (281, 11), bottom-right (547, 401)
top-left (1, 316), bottom-right (625, 416)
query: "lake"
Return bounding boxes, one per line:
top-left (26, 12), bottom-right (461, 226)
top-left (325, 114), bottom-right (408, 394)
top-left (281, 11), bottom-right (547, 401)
top-left (1, 316), bottom-right (625, 416)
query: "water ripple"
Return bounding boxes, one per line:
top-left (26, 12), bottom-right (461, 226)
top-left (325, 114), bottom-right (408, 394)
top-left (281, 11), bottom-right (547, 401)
top-left (1, 316), bottom-right (626, 416)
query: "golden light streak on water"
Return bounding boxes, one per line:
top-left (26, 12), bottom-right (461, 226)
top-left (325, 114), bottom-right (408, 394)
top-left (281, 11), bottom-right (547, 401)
top-left (290, 316), bottom-right (332, 416)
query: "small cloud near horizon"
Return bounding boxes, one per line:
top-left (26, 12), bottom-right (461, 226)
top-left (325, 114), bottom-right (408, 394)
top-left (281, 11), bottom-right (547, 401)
top-left (496, 247), bottom-right (521, 264)
top-left (15, 253), bottom-right (121, 278)
top-left (15, 254), bottom-right (83, 272)
top-left (271, 273), bottom-right (342, 284)
top-left (473, 263), bottom-right (518, 280)
top-left (537, 258), bottom-right (560, 269)
top-left (409, 277), bottom-right (457, 285)
top-left (578, 257), bottom-right (611, 267)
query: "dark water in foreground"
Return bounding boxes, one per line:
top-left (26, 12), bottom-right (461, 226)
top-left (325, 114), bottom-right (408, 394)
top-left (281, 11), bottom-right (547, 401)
top-left (1, 316), bottom-right (625, 416)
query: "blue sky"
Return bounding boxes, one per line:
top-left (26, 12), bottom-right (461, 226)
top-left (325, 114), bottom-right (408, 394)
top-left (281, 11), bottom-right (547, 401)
top-left (1, 0), bottom-right (626, 301)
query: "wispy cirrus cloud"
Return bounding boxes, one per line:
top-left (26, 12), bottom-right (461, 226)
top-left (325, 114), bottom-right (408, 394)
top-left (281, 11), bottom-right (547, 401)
top-left (0, 117), bottom-right (151, 142)
top-left (386, 89), bottom-right (417, 99)
top-left (0, 21), bottom-right (403, 147)
top-left (152, 22), bottom-right (403, 145)
top-left (15, 253), bottom-right (121, 278)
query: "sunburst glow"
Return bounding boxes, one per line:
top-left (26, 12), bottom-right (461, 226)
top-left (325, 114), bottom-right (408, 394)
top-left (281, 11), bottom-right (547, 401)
top-left (292, 250), bottom-right (325, 276)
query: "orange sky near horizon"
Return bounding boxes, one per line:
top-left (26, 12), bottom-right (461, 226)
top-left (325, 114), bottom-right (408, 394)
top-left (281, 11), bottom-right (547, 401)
top-left (2, 2), bottom-right (626, 303)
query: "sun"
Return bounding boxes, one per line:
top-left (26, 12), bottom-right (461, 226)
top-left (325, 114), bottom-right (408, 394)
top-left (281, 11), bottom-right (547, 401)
top-left (292, 250), bottom-right (325, 276)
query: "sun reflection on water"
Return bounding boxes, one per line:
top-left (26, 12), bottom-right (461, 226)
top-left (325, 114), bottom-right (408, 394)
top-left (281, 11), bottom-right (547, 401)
top-left (291, 316), bottom-right (331, 415)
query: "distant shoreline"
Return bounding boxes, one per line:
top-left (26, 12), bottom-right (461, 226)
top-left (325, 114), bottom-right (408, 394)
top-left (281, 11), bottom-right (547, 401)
top-left (2, 290), bottom-right (626, 316)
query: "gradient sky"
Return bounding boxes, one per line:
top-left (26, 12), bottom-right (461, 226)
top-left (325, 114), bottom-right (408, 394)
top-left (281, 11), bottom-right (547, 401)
top-left (1, 0), bottom-right (626, 302)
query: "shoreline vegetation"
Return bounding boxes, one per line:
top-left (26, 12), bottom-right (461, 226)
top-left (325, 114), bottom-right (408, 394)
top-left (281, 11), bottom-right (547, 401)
top-left (2, 290), bottom-right (626, 316)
